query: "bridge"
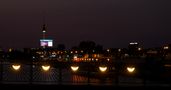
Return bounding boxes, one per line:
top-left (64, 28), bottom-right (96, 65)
top-left (0, 58), bottom-right (171, 88)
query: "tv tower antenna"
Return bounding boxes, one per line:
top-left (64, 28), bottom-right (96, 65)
top-left (42, 13), bottom-right (46, 40)
top-left (41, 11), bottom-right (47, 49)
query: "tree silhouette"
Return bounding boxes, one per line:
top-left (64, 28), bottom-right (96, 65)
top-left (79, 41), bottom-right (96, 53)
top-left (56, 44), bottom-right (65, 51)
top-left (78, 40), bottom-right (103, 53)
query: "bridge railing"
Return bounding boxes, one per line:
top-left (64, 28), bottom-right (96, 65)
top-left (0, 60), bottom-right (171, 86)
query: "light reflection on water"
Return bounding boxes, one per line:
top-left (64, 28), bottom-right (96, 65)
top-left (71, 75), bottom-right (114, 85)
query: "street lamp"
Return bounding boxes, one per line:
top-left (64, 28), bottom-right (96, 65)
top-left (127, 66), bottom-right (135, 73)
top-left (71, 66), bottom-right (79, 72)
top-left (12, 64), bottom-right (21, 71)
top-left (99, 66), bottom-right (107, 72)
top-left (42, 65), bottom-right (50, 71)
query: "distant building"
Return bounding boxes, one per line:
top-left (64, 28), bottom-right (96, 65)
top-left (128, 42), bottom-right (139, 56)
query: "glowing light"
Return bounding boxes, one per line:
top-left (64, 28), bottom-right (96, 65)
top-left (40, 39), bottom-right (53, 47)
top-left (92, 50), bottom-right (95, 52)
top-left (130, 42), bottom-right (138, 45)
top-left (71, 66), bottom-right (79, 72)
top-left (73, 56), bottom-right (78, 61)
top-left (42, 65), bottom-right (50, 71)
top-left (127, 67), bottom-right (135, 73)
top-left (164, 64), bottom-right (171, 67)
top-left (118, 49), bottom-right (121, 52)
top-left (99, 66), bottom-right (107, 72)
top-left (12, 64), bottom-right (21, 71)
top-left (48, 42), bottom-right (53, 47)
top-left (164, 46), bottom-right (169, 50)
top-left (138, 48), bottom-right (142, 51)
top-left (74, 56), bottom-right (77, 59)
top-left (9, 48), bottom-right (13, 52)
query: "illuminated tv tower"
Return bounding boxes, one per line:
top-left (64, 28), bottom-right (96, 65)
top-left (41, 23), bottom-right (47, 49)
top-left (40, 19), bottom-right (53, 48)
top-left (40, 12), bottom-right (53, 48)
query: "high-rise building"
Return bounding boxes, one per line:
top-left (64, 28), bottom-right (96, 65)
top-left (128, 42), bottom-right (139, 56)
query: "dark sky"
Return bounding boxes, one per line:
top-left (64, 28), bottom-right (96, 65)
top-left (0, 0), bottom-right (171, 50)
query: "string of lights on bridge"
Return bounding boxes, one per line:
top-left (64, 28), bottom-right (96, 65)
top-left (11, 64), bottom-right (135, 73)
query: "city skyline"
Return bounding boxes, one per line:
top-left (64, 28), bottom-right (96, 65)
top-left (0, 0), bottom-right (171, 49)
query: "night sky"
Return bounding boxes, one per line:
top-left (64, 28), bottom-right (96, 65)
top-left (0, 0), bottom-right (171, 50)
